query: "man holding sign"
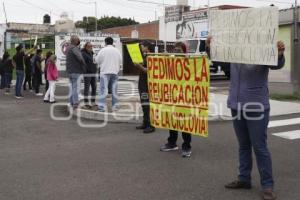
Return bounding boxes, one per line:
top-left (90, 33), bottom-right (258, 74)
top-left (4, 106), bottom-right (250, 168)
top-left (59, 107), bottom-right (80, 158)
top-left (128, 41), bottom-right (156, 134)
top-left (208, 6), bottom-right (285, 200)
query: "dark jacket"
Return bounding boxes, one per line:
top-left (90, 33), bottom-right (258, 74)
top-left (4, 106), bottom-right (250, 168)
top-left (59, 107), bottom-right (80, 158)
top-left (66, 44), bottom-right (86, 74)
top-left (138, 55), bottom-right (148, 93)
top-left (2, 59), bottom-right (14, 74)
top-left (24, 56), bottom-right (32, 75)
top-left (228, 57), bottom-right (285, 110)
top-left (81, 49), bottom-right (97, 74)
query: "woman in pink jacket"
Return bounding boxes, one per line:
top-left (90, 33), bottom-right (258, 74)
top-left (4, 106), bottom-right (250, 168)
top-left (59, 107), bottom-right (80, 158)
top-left (44, 55), bottom-right (58, 103)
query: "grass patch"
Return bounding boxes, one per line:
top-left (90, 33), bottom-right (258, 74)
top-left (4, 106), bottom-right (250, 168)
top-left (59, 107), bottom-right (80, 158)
top-left (270, 93), bottom-right (300, 101)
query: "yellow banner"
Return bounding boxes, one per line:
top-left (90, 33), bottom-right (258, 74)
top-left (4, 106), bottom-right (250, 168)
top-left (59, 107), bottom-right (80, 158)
top-left (147, 55), bottom-right (210, 137)
top-left (126, 43), bottom-right (144, 64)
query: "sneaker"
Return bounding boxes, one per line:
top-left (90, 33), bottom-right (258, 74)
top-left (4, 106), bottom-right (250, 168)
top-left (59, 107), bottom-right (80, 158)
top-left (160, 143), bottom-right (179, 152)
top-left (136, 124), bottom-right (147, 130)
top-left (112, 105), bottom-right (120, 112)
top-left (82, 105), bottom-right (92, 110)
top-left (225, 180), bottom-right (252, 189)
top-left (262, 188), bottom-right (277, 200)
top-left (36, 93), bottom-right (43, 96)
top-left (29, 90), bottom-right (33, 93)
top-left (98, 107), bottom-right (106, 112)
top-left (91, 105), bottom-right (99, 111)
top-left (143, 126), bottom-right (155, 134)
top-left (15, 96), bottom-right (24, 99)
top-left (182, 148), bottom-right (192, 158)
top-left (4, 91), bottom-right (10, 95)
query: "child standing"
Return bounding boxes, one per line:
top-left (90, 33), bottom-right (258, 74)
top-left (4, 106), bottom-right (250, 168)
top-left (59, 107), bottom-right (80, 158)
top-left (44, 55), bottom-right (58, 103)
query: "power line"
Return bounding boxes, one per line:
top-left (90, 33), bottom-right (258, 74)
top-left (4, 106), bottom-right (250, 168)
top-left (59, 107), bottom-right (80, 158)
top-left (127, 0), bottom-right (173, 6)
top-left (256, 0), bottom-right (294, 5)
top-left (70, 0), bottom-right (96, 5)
top-left (102, 0), bottom-right (160, 12)
top-left (17, 0), bottom-right (60, 16)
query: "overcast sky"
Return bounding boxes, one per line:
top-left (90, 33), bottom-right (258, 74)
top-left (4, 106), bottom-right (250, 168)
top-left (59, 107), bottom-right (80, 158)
top-left (0, 0), bottom-right (295, 24)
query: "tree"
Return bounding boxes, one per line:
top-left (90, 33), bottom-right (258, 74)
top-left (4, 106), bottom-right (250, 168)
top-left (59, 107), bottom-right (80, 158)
top-left (75, 16), bottom-right (139, 32)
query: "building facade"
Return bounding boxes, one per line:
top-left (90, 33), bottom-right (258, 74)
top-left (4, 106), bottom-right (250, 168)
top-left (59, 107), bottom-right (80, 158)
top-left (101, 21), bottom-right (159, 40)
top-left (269, 7), bottom-right (300, 94)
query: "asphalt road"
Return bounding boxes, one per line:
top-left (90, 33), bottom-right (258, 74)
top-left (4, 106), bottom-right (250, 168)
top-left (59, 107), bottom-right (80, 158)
top-left (0, 84), bottom-right (299, 200)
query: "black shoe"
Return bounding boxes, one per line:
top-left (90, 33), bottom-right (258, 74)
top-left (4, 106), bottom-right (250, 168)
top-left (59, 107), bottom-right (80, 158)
top-left (82, 105), bottom-right (92, 109)
top-left (160, 143), bottom-right (179, 152)
top-left (136, 124), bottom-right (147, 130)
top-left (49, 101), bottom-right (57, 104)
top-left (44, 100), bottom-right (50, 103)
top-left (225, 180), bottom-right (252, 189)
top-left (143, 126), bottom-right (155, 134)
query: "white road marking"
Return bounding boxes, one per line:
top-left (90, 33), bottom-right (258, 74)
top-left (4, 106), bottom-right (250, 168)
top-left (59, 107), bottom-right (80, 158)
top-left (272, 131), bottom-right (300, 140)
top-left (268, 118), bottom-right (300, 128)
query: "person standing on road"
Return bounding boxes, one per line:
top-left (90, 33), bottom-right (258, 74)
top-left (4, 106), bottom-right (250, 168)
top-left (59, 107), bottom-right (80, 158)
top-left (66, 35), bottom-right (86, 109)
top-left (134, 41), bottom-right (155, 134)
top-left (1, 52), bottom-right (13, 94)
top-left (44, 51), bottom-right (53, 92)
top-left (12, 44), bottom-right (35, 98)
top-left (23, 54), bottom-right (34, 91)
top-left (82, 42), bottom-right (97, 109)
top-left (32, 49), bottom-right (45, 96)
top-left (95, 37), bottom-right (122, 112)
top-left (44, 55), bottom-right (58, 103)
top-left (206, 37), bottom-right (285, 200)
top-left (160, 42), bottom-right (192, 158)
top-left (0, 55), bottom-right (4, 89)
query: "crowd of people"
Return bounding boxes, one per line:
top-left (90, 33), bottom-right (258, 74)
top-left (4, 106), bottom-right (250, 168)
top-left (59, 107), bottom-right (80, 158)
top-left (0, 45), bottom-right (58, 102)
top-left (0, 33), bottom-right (287, 200)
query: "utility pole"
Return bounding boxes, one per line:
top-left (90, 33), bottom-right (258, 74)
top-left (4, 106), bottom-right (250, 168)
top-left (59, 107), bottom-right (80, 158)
top-left (95, 1), bottom-right (98, 32)
top-left (2, 2), bottom-right (8, 52)
top-left (294, 0), bottom-right (299, 42)
top-left (2, 2), bottom-right (8, 25)
top-left (207, 0), bottom-right (210, 30)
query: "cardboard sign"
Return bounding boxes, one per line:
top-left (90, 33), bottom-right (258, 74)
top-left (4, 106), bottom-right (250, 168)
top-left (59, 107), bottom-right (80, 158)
top-left (147, 55), bottom-right (210, 137)
top-left (209, 7), bottom-right (279, 66)
top-left (127, 43), bottom-right (144, 64)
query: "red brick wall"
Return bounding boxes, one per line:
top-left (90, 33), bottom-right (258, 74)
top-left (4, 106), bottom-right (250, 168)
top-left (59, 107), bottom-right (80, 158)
top-left (101, 21), bottom-right (159, 40)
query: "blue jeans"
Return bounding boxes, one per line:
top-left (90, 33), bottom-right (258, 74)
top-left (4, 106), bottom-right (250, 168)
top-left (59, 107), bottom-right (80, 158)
top-left (69, 73), bottom-right (81, 107)
top-left (98, 74), bottom-right (119, 109)
top-left (231, 109), bottom-right (273, 189)
top-left (5, 73), bottom-right (12, 89)
top-left (15, 70), bottom-right (24, 97)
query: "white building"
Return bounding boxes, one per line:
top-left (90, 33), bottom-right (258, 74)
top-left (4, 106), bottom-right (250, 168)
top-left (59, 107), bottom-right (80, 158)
top-left (159, 5), bottom-right (248, 42)
top-left (0, 24), bottom-right (6, 57)
top-left (55, 12), bottom-right (76, 33)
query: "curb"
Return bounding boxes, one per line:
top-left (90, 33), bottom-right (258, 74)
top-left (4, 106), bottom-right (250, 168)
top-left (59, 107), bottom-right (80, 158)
top-left (73, 108), bottom-right (143, 124)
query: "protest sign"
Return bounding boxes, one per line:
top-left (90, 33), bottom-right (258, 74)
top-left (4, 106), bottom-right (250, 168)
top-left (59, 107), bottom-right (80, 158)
top-left (147, 55), bottom-right (210, 137)
top-left (55, 34), bottom-right (121, 71)
top-left (209, 7), bottom-right (279, 66)
top-left (34, 35), bottom-right (38, 46)
top-left (127, 43), bottom-right (144, 64)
